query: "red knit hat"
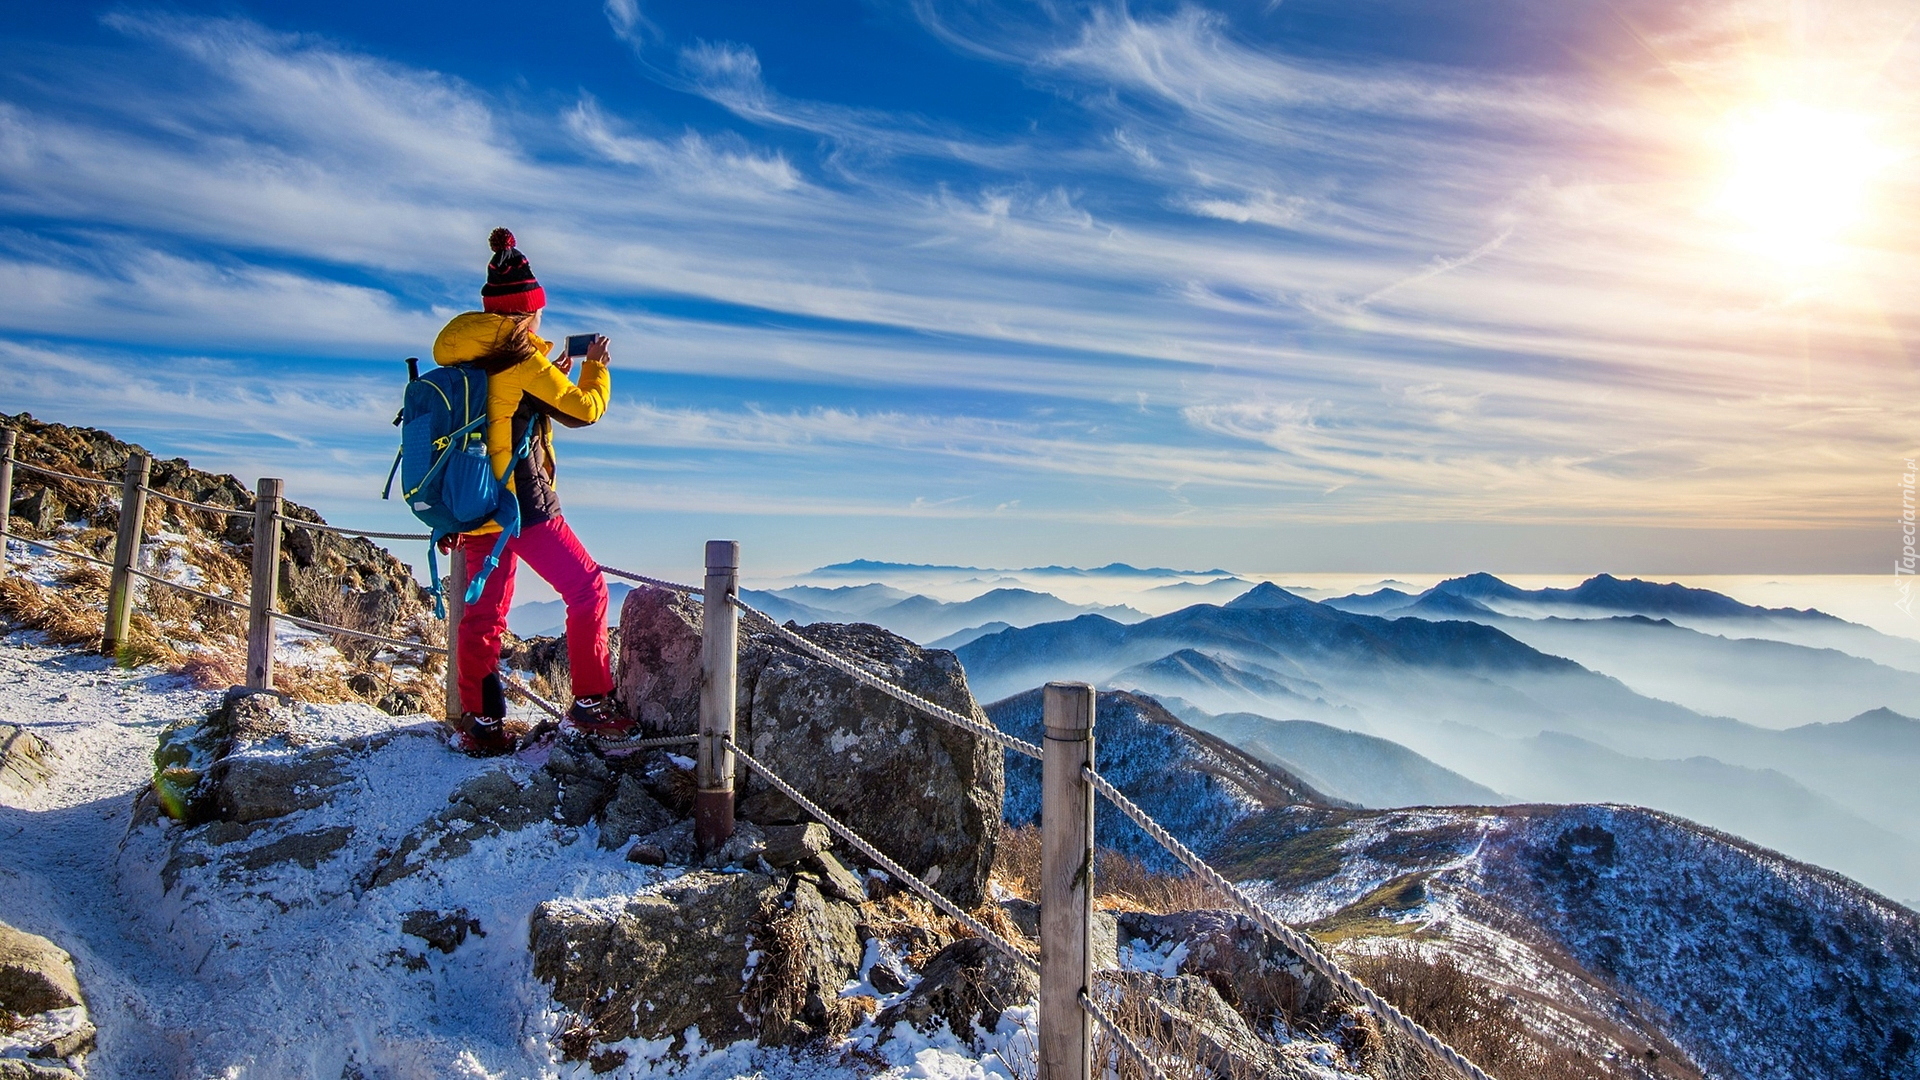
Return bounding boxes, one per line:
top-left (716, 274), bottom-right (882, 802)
top-left (482, 227), bottom-right (546, 313)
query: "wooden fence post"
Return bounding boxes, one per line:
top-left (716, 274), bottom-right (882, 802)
top-left (444, 545), bottom-right (467, 721)
top-left (1040, 681), bottom-right (1096, 1080)
top-left (245, 478), bottom-right (284, 690)
top-left (0, 428), bottom-right (14, 581)
top-left (696, 538), bottom-right (740, 852)
top-left (102, 451), bottom-right (152, 659)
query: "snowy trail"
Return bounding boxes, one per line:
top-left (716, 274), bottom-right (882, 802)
top-left (0, 633), bottom-right (219, 1077)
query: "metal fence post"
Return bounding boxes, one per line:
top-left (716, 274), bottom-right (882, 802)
top-left (696, 539), bottom-right (740, 852)
top-left (102, 451), bottom-right (152, 659)
top-left (1040, 681), bottom-right (1096, 1080)
top-left (245, 478), bottom-right (284, 690)
top-left (0, 428), bottom-right (14, 581)
top-left (444, 544), bottom-right (467, 721)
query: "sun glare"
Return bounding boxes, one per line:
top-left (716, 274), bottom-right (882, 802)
top-left (1709, 101), bottom-right (1892, 266)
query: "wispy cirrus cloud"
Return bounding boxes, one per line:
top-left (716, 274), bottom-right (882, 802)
top-left (0, 2), bottom-right (1914, 574)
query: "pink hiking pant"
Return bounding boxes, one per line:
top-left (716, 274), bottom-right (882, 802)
top-left (456, 515), bottom-right (613, 714)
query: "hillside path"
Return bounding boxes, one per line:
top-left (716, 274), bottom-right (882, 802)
top-left (0, 633), bottom-right (219, 1078)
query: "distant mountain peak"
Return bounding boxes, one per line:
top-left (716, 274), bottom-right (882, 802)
top-left (1430, 572), bottom-right (1524, 600)
top-left (1223, 581), bottom-right (1310, 609)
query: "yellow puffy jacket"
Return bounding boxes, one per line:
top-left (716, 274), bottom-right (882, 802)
top-left (431, 311), bottom-right (610, 535)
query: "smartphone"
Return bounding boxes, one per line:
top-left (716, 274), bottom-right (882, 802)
top-left (564, 334), bottom-right (602, 359)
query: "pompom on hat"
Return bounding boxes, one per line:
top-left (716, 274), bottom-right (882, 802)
top-left (481, 227), bottom-right (546, 313)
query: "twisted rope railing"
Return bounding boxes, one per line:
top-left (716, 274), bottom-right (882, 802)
top-left (8, 534), bottom-right (115, 570)
top-left (126, 566), bottom-right (251, 613)
top-left (1082, 766), bottom-right (1495, 1080)
top-left (727, 736), bottom-right (1039, 974)
top-left (11, 461), bottom-right (120, 488)
top-left (141, 487), bottom-right (254, 518)
top-left (275, 514), bottom-right (429, 543)
top-left (598, 564), bottom-right (702, 596)
top-left (276, 611), bottom-right (449, 656)
top-left (730, 597), bottom-right (1045, 761)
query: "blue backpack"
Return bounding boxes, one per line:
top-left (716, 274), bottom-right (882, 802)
top-left (382, 358), bottom-right (529, 616)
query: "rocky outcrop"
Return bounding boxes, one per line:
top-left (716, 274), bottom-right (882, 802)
top-left (529, 869), bottom-right (868, 1056)
top-left (874, 937), bottom-right (1037, 1040)
top-left (0, 412), bottom-right (431, 648)
top-left (616, 585), bottom-right (1004, 908)
top-left (1117, 908), bottom-right (1340, 1028)
top-left (0, 920), bottom-right (94, 1074)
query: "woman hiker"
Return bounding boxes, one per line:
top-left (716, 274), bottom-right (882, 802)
top-left (432, 227), bottom-right (631, 755)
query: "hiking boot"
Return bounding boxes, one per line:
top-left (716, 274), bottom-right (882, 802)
top-left (566, 695), bottom-right (632, 741)
top-left (456, 713), bottom-right (515, 757)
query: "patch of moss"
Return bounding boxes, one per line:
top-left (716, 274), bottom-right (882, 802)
top-left (1362, 823), bottom-right (1479, 868)
top-left (1212, 820), bottom-right (1354, 890)
top-left (1308, 872), bottom-right (1435, 944)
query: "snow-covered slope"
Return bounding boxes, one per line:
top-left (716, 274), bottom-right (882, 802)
top-left (1211, 802), bottom-right (1920, 1080)
top-left (986, 688), bottom-right (1345, 870)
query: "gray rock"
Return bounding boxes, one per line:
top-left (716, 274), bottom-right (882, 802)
top-left (625, 843), bottom-right (667, 866)
top-left (0, 921), bottom-right (84, 1016)
top-left (868, 953), bottom-right (910, 995)
top-left (597, 775), bottom-right (674, 850)
top-left (615, 586), bottom-right (706, 735)
top-left (530, 869), bottom-right (868, 1053)
top-left (633, 820), bottom-right (697, 866)
top-left (749, 878), bottom-right (868, 1045)
top-left (1117, 908), bottom-right (1338, 1024)
top-left (808, 851), bottom-right (869, 904)
top-left (1098, 970), bottom-right (1306, 1079)
top-left (402, 909), bottom-right (483, 954)
top-left (616, 588), bottom-right (1005, 908)
top-left (0, 725), bottom-right (52, 796)
top-left (763, 822), bottom-right (832, 867)
top-left (226, 826), bottom-right (354, 873)
top-left (876, 937), bottom-right (1038, 1040)
top-left (996, 898), bottom-right (1117, 969)
top-left (367, 768), bottom-right (560, 888)
top-left (545, 742), bottom-right (614, 827)
top-left (701, 821), bottom-right (768, 869)
top-left (211, 751), bottom-right (349, 823)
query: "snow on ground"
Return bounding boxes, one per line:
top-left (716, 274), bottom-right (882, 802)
top-left (0, 631), bottom-right (1055, 1080)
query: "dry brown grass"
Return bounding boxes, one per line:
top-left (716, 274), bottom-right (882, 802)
top-left (0, 575), bottom-right (105, 647)
top-left (1351, 943), bottom-right (1630, 1080)
top-left (1087, 978), bottom-right (1265, 1080)
top-left (991, 824), bottom-right (1230, 914)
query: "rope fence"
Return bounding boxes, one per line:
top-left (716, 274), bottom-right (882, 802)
top-left (598, 564), bottom-right (702, 596)
top-left (11, 460), bottom-right (121, 489)
top-left (728, 736), bottom-right (1038, 975)
top-left (0, 437), bottom-right (1495, 1080)
top-left (275, 514), bottom-right (429, 542)
top-left (126, 566), bottom-right (251, 613)
top-left (141, 487), bottom-right (255, 518)
top-left (731, 597), bottom-right (1044, 761)
top-left (1083, 766), bottom-right (1495, 1080)
top-left (8, 534), bottom-right (116, 571)
top-left (276, 611), bottom-right (448, 656)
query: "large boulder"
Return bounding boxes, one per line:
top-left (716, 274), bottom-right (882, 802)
top-left (528, 870), bottom-right (866, 1055)
top-left (617, 587), bottom-right (1004, 907)
top-left (615, 587), bottom-right (706, 735)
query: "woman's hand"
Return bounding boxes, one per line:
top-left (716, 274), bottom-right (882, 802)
top-left (436, 535), bottom-right (456, 556)
top-left (586, 335), bottom-right (612, 367)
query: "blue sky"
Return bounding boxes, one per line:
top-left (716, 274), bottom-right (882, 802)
top-left (0, 1), bottom-right (1915, 583)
